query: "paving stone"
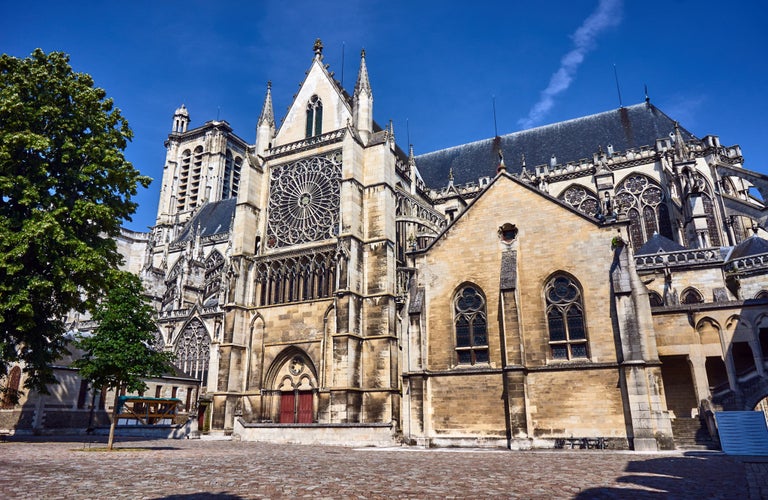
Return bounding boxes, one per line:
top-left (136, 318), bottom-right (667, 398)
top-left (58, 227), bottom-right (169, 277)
top-left (0, 437), bottom-right (758, 499)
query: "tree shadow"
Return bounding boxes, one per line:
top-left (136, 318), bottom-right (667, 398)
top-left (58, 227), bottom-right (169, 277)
top-left (153, 494), bottom-right (244, 500)
top-left (575, 452), bottom-right (748, 498)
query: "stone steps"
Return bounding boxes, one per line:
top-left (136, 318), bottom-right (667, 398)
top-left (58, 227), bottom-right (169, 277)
top-left (672, 417), bottom-right (719, 450)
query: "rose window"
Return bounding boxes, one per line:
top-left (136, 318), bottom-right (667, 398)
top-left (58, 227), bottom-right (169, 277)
top-left (266, 152), bottom-right (342, 248)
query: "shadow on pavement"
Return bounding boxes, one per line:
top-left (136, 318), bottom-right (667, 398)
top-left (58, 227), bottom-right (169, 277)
top-left (154, 494), bottom-right (244, 500)
top-left (3, 434), bottom-right (182, 450)
top-left (574, 452), bottom-right (748, 498)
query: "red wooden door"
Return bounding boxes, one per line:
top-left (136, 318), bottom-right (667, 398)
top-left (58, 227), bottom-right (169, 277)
top-left (297, 391), bottom-right (313, 423)
top-left (279, 392), bottom-right (295, 423)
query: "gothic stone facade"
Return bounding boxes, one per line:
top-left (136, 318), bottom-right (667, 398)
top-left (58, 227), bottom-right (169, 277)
top-left (128, 41), bottom-right (768, 450)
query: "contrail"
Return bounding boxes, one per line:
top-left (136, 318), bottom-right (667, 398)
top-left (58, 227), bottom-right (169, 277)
top-left (518, 0), bottom-right (623, 129)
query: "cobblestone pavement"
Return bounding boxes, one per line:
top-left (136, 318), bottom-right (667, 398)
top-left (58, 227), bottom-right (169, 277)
top-left (0, 437), bottom-right (763, 499)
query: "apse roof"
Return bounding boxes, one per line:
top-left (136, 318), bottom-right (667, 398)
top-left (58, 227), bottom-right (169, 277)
top-left (727, 235), bottom-right (768, 261)
top-left (174, 198), bottom-right (236, 244)
top-left (414, 102), bottom-right (694, 189)
top-left (635, 233), bottom-right (687, 255)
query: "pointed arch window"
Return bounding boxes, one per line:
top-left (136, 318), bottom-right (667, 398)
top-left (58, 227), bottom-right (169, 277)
top-left (177, 149), bottom-right (191, 212)
top-left (306, 95), bottom-right (323, 137)
top-left (614, 175), bottom-right (674, 248)
top-left (222, 151), bottom-right (243, 200)
top-left (454, 285), bottom-right (489, 365)
top-left (680, 288), bottom-right (704, 305)
top-left (545, 274), bottom-right (589, 360)
top-left (648, 291), bottom-right (664, 307)
top-left (174, 318), bottom-right (211, 383)
top-left (559, 185), bottom-right (600, 217)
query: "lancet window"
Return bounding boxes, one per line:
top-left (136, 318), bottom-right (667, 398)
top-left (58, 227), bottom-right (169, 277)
top-left (177, 149), bottom-right (191, 212)
top-left (559, 185), bottom-right (600, 216)
top-left (174, 318), bottom-right (210, 383)
top-left (189, 146), bottom-right (204, 208)
top-left (255, 251), bottom-right (336, 306)
top-left (545, 274), bottom-right (589, 360)
top-left (222, 150), bottom-right (243, 200)
top-left (454, 285), bottom-right (489, 365)
top-left (615, 174), bottom-right (674, 248)
top-left (305, 95), bottom-right (323, 137)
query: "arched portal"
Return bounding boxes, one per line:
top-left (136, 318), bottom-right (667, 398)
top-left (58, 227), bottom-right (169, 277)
top-left (265, 348), bottom-right (318, 423)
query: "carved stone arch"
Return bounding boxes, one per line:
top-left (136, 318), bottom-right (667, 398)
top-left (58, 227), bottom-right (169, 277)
top-left (726, 314), bottom-right (752, 342)
top-left (264, 346), bottom-right (318, 390)
top-left (695, 317), bottom-right (721, 345)
top-left (265, 347), bottom-right (319, 423)
top-left (680, 287), bottom-right (704, 305)
top-left (648, 290), bottom-right (664, 307)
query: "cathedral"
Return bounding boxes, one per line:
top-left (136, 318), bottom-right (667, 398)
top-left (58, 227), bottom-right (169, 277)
top-left (133, 40), bottom-right (768, 450)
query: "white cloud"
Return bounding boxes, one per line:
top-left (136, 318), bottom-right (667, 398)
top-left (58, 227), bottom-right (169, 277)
top-left (518, 0), bottom-right (623, 129)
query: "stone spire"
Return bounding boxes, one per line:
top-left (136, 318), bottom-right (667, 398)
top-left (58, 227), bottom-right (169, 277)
top-left (353, 49), bottom-right (373, 144)
top-left (354, 49), bottom-right (371, 95)
top-left (255, 81), bottom-right (275, 156)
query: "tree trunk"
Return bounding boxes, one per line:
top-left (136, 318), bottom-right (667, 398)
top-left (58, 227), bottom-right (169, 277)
top-left (107, 387), bottom-right (120, 450)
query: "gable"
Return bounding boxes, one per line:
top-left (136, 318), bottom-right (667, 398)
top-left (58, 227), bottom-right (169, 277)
top-left (423, 173), bottom-right (609, 255)
top-left (273, 58), bottom-right (353, 146)
top-left (418, 173), bottom-right (619, 298)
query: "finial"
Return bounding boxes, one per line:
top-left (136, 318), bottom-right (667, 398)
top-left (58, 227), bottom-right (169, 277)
top-left (361, 48), bottom-right (366, 58)
top-left (448, 168), bottom-right (454, 183)
top-left (313, 38), bottom-right (324, 58)
top-left (267, 80), bottom-right (272, 90)
top-left (521, 153), bottom-right (526, 167)
top-left (496, 148), bottom-right (506, 174)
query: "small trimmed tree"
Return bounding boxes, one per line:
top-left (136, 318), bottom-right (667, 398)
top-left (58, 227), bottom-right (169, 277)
top-left (75, 271), bottom-right (173, 450)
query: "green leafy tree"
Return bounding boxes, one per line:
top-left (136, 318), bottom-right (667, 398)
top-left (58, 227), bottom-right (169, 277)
top-left (75, 271), bottom-right (173, 450)
top-left (0, 49), bottom-right (150, 392)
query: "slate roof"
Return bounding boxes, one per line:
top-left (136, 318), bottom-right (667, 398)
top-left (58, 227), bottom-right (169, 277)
top-left (635, 233), bottom-right (687, 256)
top-left (174, 198), bottom-right (236, 244)
top-left (414, 102), bottom-right (694, 189)
top-left (727, 235), bottom-right (768, 261)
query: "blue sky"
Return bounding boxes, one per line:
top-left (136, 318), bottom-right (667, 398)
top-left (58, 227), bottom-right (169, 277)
top-left (3, 0), bottom-right (767, 232)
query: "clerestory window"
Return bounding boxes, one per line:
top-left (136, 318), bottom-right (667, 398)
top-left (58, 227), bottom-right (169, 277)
top-left (545, 274), bottom-right (589, 360)
top-left (306, 95), bottom-right (323, 138)
top-left (454, 285), bottom-right (489, 365)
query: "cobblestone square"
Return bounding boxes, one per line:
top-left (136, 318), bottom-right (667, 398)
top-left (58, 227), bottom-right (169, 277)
top-left (1, 437), bottom-right (765, 499)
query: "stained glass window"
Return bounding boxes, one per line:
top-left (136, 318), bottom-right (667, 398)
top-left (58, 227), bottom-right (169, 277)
top-left (545, 274), bottom-right (589, 360)
top-left (559, 185), bottom-right (600, 217)
top-left (615, 174), bottom-right (674, 248)
top-left (454, 285), bottom-right (489, 365)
